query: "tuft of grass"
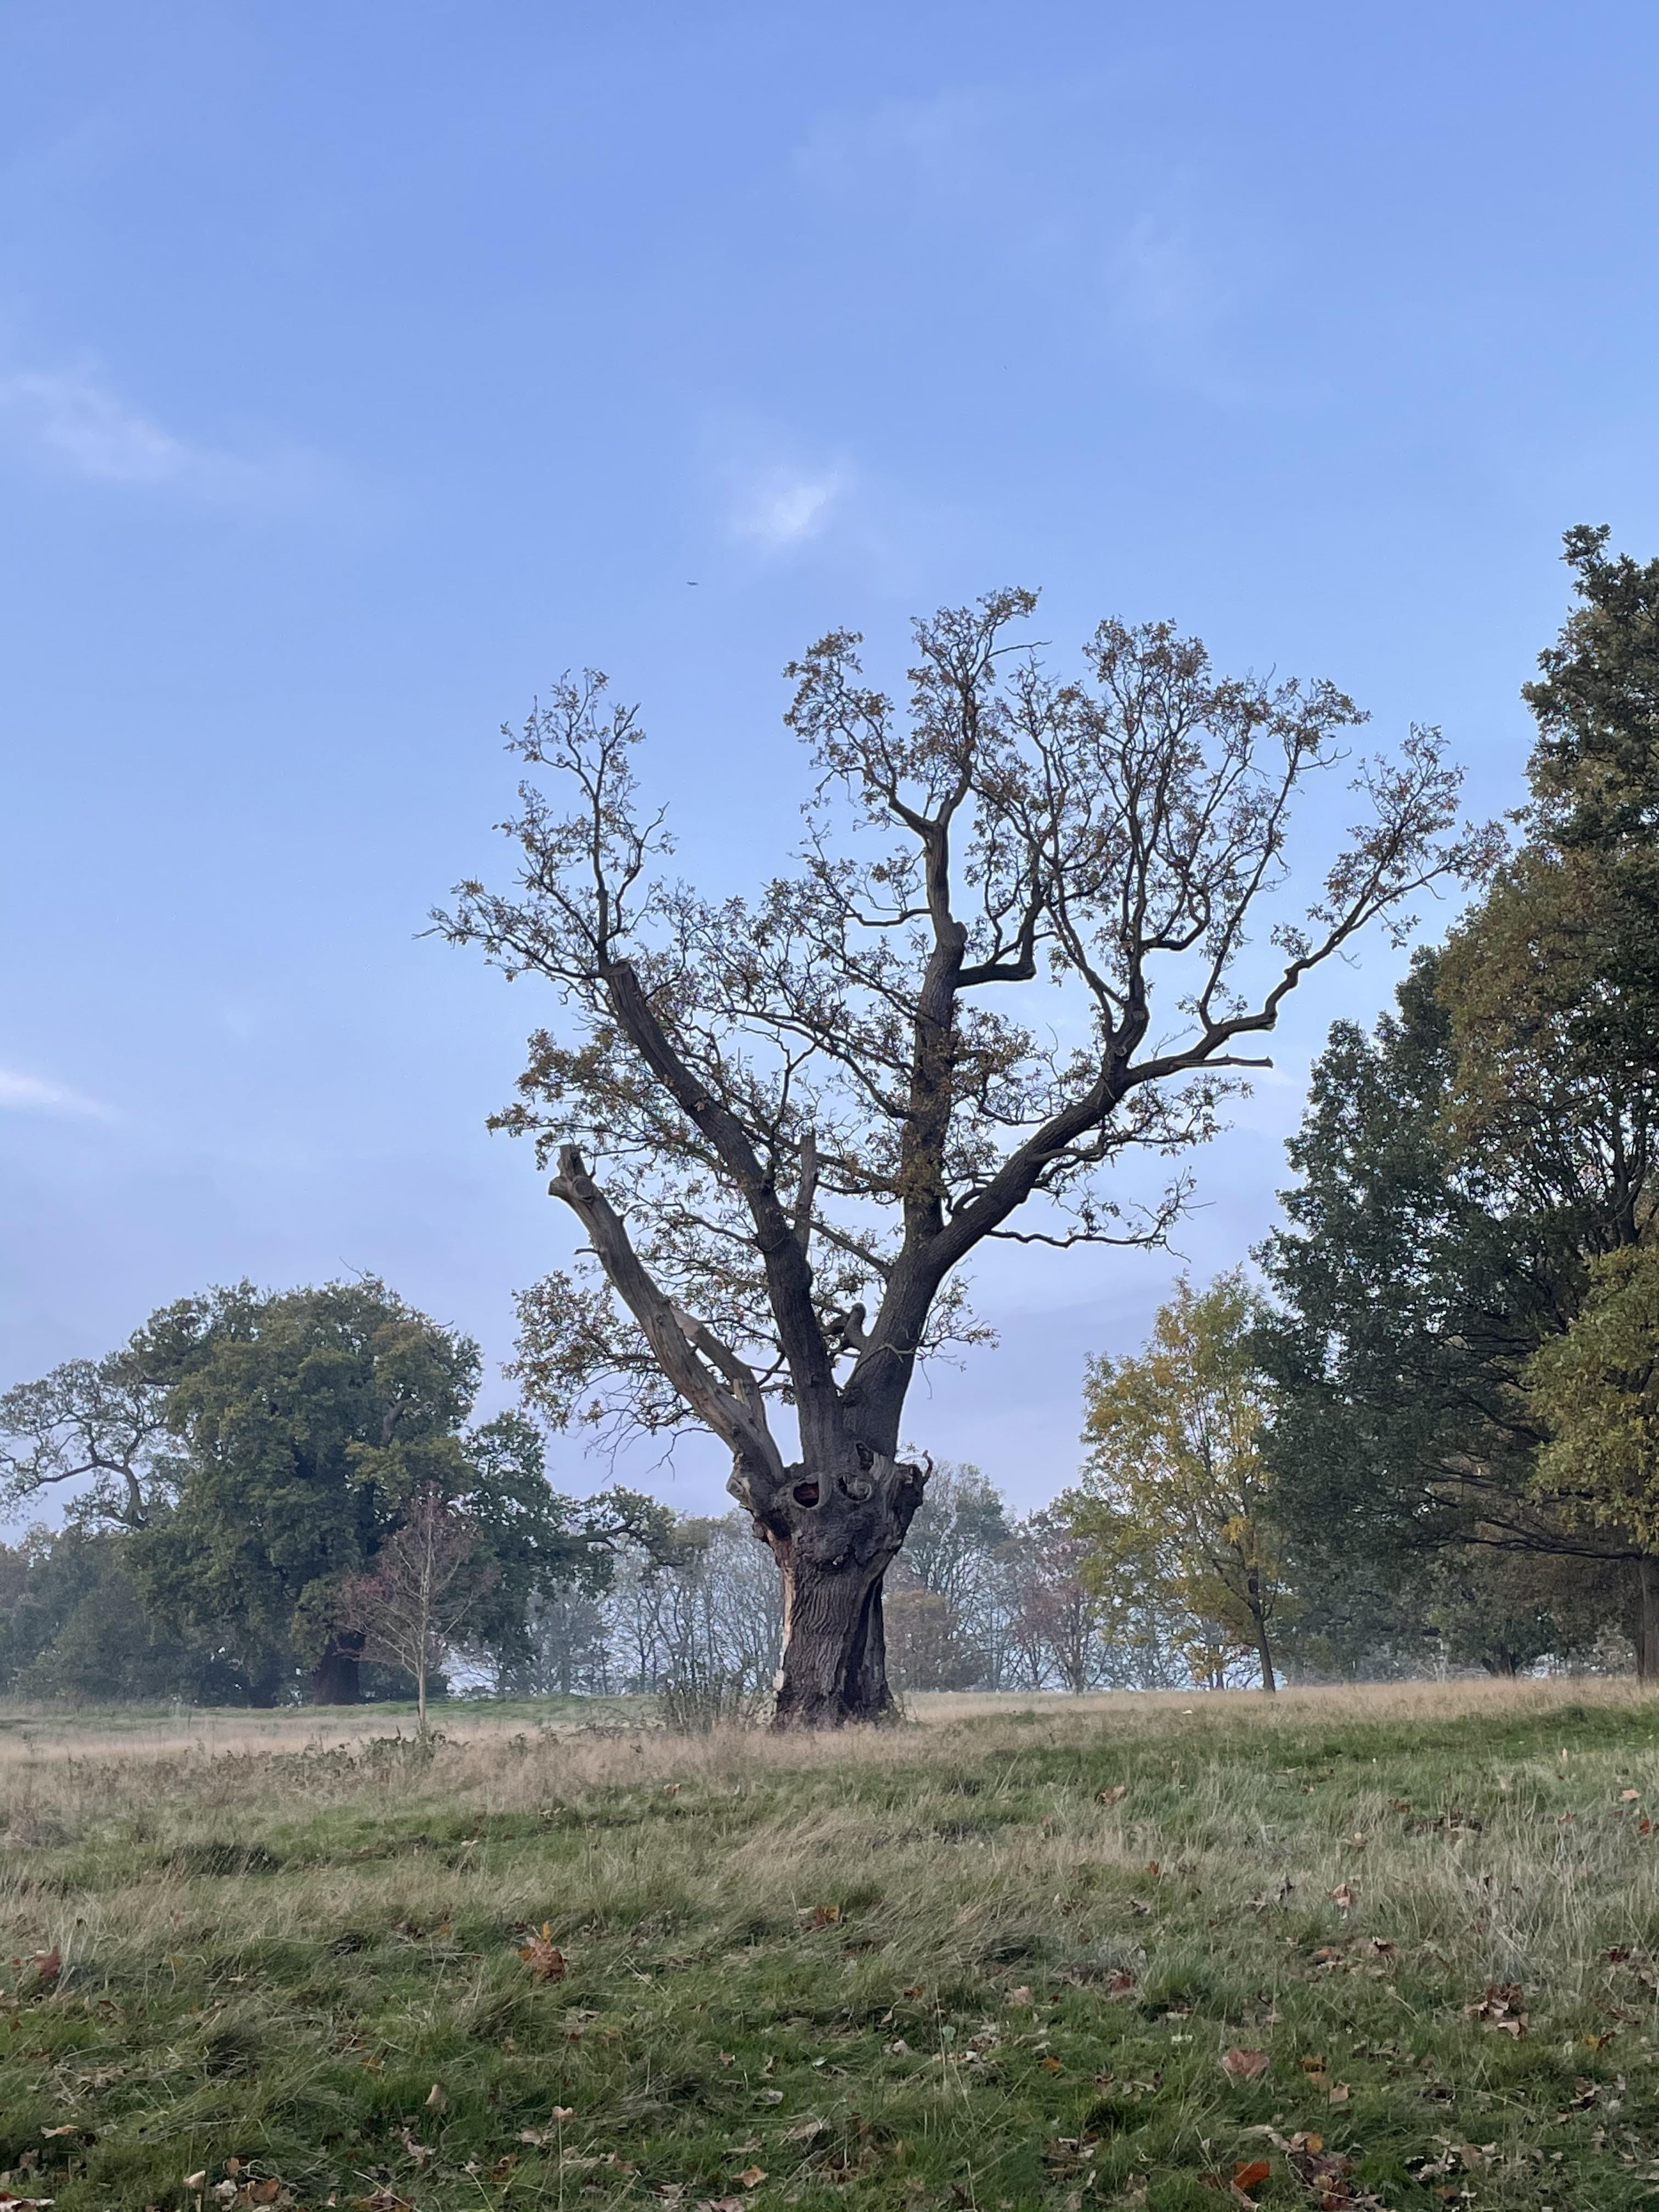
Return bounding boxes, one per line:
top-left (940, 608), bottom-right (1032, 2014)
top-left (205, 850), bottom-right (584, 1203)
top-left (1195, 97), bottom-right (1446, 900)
top-left (1, 1680), bottom-right (1658, 2208)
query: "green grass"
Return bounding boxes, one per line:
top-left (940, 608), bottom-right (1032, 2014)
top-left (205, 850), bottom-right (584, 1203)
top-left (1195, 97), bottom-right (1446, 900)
top-left (3, 1681), bottom-right (1659, 2210)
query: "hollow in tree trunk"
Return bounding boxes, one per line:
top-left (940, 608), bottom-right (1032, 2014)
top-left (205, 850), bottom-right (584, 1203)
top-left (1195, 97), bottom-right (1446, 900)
top-left (313, 1631), bottom-right (365, 1705)
top-left (757, 1448), bottom-right (926, 1728)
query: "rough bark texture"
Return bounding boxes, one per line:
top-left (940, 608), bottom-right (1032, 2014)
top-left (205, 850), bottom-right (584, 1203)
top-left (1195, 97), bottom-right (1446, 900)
top-left (756, 1449), bottom-right (927, 1727)
top-left (1247, 1568), bottom-right (1277, 1692)
top-left (312, 1633), bottom-right (364, 1705)
top-left (1639, 1556), bottom-right (1659, 1686)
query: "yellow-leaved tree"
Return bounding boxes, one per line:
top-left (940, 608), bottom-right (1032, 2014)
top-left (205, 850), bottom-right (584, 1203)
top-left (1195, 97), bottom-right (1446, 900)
top-left (1529, 1244), bottom-right (1659, 1681)
top-left (1065, 1271), bottom-right (1285, 1691)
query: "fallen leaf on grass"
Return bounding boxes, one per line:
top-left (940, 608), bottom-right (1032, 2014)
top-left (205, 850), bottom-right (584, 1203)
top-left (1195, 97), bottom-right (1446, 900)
top-left (785, 2118), bottom-right (826, 2143)
top-left (22, 1949), bottom-right (60, 1993)
top-left (39, 2128), bottom-right (77, 2139)
top-left (1621, 1788), bottom-right (1640, 1802)
top-left (1040, 2055), bottom-right (1064, 2073)
top-left (1221, 2046), bottom-right (1271, 2081)
top-left (1097, 1784), bottom-right (1128, 1804)
top-left (1466, 1982), bottom-right (1528, 2036)
top-left (696, 2199), bottom-right (744, 2211)
top-left (1288, 2145), bottom-right (1360, 2205)
top-left (1327, 2081), bottom-right (1350, 2104)
top-left (736, 2169), bottom-right (767, 2191)
top-left (1008, 1985), bottom-right (1033, 2006)
top-left (424, 2082), bottom-right (447, 2111)
top-left (1232, 2158), bottom-right (1271, 2194)
top-left (809, 1903), bottom-right (840, 1927)
top-left (1329, 1883), bottom-right (1357, 1911)
top-left (0, 2195), bottom-right (54, 2210)
top-left (517, 1923), bottom-right (567, 1982)
top-left (1104, 1971), bottom-right (1138, 1996)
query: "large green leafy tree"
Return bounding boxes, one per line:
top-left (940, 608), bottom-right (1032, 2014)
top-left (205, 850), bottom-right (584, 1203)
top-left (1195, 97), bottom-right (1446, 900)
top-left (1261, 529), bottom-right (1659, 1672)
top-left (3, 1281), bottom-right (651, 1705)
top-left (127, 1280), bottom-right (481, 1702)
top-left (1525, 522), bottom-right (1659, 1078)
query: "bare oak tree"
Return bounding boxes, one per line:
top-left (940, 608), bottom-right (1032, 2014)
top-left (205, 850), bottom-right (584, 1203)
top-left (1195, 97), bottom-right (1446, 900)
top-left (438, 591), bottom-right (1492, 1725)
top-left (0, 1353), bottom-right (179, 1532)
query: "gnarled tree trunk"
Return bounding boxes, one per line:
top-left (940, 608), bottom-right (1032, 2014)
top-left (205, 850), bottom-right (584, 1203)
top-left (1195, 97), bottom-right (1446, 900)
top-left (757, 1448), bottom-right (926, 1726)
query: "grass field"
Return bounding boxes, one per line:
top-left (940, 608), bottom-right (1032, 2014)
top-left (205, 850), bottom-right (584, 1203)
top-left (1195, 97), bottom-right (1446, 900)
top-left (3, 1683), bottom-right (1659, 2212)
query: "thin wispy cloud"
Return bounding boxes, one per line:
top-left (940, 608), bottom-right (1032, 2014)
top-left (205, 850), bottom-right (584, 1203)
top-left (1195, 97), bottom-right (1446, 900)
top-left (0, 360), bottom-right (314, 503)
top-left (794, 87), bottom-right (997, 210)
top-left (0, 1066), bottom-right (115, 1121)
top-left (727, 461), bottom-right (847, 551)
top-left (1108, 215), bottom-right (1222, 340)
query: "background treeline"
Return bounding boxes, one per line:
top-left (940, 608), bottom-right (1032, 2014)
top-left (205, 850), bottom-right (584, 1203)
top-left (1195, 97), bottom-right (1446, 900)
top-left (8, 527), bottom-right (1659, 1705)
top-left (1068, 529), bottom-right (1659, 1692)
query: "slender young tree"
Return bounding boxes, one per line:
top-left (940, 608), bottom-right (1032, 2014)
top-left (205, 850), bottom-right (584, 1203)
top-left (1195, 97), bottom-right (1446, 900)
top-left (341, 1485), bottom-right (497, 1734)
top-left (439, 591), bottom-right (1488, 1725)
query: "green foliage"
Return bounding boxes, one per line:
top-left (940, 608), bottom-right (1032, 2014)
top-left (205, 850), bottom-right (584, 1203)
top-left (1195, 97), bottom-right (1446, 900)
top-left (127, 1280), bottom-right (481, 1688)
top-left (1257, 956), bottom-right (1556, 1568)
top-left (0, 1528), bottom-right (264, 1704)
top-left (1530, 1246), bottom-right (1659, 1550)
top-left (1068, 1273), bottom-right (1284, 1689)
top-left (1, 1282), bottom-right (656, 1706)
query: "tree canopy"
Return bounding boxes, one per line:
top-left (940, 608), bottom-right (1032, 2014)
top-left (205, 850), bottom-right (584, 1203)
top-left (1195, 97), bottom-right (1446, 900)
top-left (1, 1279), bottom-right (654, 1705)
top-left (440, 590), bottom-right (1486, 1721)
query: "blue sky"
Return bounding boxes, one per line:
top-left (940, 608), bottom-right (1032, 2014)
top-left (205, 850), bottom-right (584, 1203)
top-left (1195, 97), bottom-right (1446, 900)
top-left (4, 2), bottom-right (1659, 1515)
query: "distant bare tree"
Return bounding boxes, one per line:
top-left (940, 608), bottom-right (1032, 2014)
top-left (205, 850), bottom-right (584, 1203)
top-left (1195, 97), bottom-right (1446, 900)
top-left (341, 1486), bottom-right (497, 1734)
